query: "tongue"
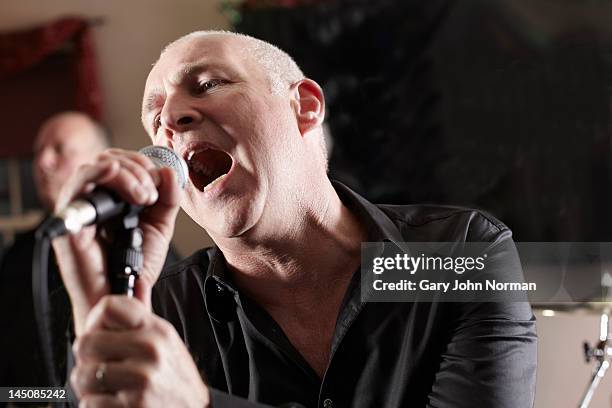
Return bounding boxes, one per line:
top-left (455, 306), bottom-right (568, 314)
top-left (188, 149), bottom-right (232, 191)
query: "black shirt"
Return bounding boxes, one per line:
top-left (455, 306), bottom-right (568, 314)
top-left (0, 227), bottom-right (70, 389)
top-left (151, 181), bottom-right (537, 408)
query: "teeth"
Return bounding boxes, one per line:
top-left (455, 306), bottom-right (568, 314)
top-left (203, 173), bottom-right (227, 193)
top-left (186, 148), bottom-right (208, 162)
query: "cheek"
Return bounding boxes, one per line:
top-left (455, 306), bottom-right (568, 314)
top-left (179, 189), bottom-right (197, 215)
top-left (57, 163), bottom-right (77, 178)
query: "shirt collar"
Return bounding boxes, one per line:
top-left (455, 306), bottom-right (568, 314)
top-left (331, 179), bottom-right (404, 245)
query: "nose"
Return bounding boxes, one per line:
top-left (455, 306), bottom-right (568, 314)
top-left (35, 148), bottom-right (56, 172)
top-left (160, 92), bottom-right (202, 141)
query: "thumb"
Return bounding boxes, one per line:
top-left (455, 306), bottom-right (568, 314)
top-left (134, 278), bottom-right (153, 311)
top-left (85, 295), bottom-right (146, 332)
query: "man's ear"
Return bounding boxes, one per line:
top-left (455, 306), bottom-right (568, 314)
top-left (290, 79), bottom-right (325, 136)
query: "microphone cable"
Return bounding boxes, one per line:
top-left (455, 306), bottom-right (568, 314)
top-left (32, 216), bottom-right (67, 388)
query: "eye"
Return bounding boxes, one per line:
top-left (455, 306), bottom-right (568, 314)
top-left (195, 79), bottom-right (226, 95)
top-left (153, 114), bottom-right (161, 132)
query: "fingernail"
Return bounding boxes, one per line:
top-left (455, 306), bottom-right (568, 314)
top-left (132, 184), bottom-right (148, 202)
top-left (150, 188), bottom-right (159, 203)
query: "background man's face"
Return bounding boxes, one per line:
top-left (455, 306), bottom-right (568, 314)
top-left (33, 115), bottom-right (102, 210)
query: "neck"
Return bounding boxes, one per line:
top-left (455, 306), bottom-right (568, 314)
top-left (213, 179), bottom-right (367, 310)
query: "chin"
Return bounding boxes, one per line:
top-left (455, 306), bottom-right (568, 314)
top-left (186, 193), bottom-right (264, 241)
top-left (193, 211), bottom-right (253, 242)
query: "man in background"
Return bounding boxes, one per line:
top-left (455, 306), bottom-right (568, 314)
top-left (0, 112), bottom-right (110, 387)
top-left (0, 112), bottom-right (180, 389)
top-left (31, 112), bottom-right (111, 213)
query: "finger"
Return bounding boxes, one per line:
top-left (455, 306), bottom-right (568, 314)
top-left (99, 152), bottom-right (159, 205)
top-left (93, 164), bottom-right (156, 207)
top-left (140, 167), bottom-right (181, 233)
top-left (74, 329), bottom-right (158, 363)
top-left (72, 360), bottom-right (152, 396)
top-left (103, 148), bottom-right (165, 190)
top-left (79, 393), bottom-right (124, 408)
top-left (150, 166), bottom-right (180, 208)
top-left (52, 226), bottom-right (108, 333)
top-left (84, 295), bottom-right (148, 332)
top-left (134, 279), bottom-right (152, 310)
top-left (106, 148), bottom-right (157, 173)
top-left (137, 167), bottom-right (181, 287)
top-left (68, 225), bottom-right (98, 252)
top-left (54, 160), bottom-right (119, 213)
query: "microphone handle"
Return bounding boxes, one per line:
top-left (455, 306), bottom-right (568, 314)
top-left (107, 222), bottom-right (144, 297)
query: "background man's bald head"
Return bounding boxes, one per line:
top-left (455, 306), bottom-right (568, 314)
top-left (33, 111), bottom-right (110, 210)
top-left (36, 111), bottom-right (109, 151)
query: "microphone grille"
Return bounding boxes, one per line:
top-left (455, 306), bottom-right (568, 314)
top-left (138, 145), bottom-right (188, 190)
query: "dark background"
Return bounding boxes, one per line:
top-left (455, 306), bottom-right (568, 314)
top-left (236, 0), bottom-right (612, 242)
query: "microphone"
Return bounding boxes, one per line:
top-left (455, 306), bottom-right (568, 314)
top-left (31, 146), bottom-right (188, 384)
top-left (42, 145), bottom-right (188, 238)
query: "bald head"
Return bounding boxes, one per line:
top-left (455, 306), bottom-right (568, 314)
top-left (162, 30), bottom-right (305, 96)
top-left (152, 31), bottom-right (328, 166)
top-left (33, 112), bottom-right (109, 210)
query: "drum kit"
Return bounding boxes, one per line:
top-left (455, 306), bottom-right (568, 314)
top-left (524, 246), bottom-right (612, 407)
top-left (532, 301), bottom-right (611, 407)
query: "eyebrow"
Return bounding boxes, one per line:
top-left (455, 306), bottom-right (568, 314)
top-left (141, 61), bottom-right (239, 125)
top-left (142, 91), bottom-right (163, 121)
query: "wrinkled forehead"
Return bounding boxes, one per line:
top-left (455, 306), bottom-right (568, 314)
top-left (145, 35), bottom-right (258, 90)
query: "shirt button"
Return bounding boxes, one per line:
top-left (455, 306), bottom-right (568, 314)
top-left (323, 399), bottom-right (333, 408)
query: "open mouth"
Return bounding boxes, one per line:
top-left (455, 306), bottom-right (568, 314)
top-left (186, 148), bottom-right (233, 192)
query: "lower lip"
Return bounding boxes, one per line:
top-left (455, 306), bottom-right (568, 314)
top-left (198, 163), bottom-right (234, 199)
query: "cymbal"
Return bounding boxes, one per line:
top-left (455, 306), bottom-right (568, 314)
top-left (532, 302), bottom-right (612, 315)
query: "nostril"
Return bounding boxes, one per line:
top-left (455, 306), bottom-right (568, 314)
top-left (177, 116), bottom-right (193, 126)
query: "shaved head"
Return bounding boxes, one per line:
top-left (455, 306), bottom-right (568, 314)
top-left (37, 112), bottom-right (109, 151)
top-left (162, 30), bottom-right (305, 95)
top-left (162, 31), bottom-right (327, 164)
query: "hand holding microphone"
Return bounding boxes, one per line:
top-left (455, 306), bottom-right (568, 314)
top-left (48, 146), bottom-right (188, 236)
top-left (51, 146), bottom-right (185, 336)
top-left (51, 147), bottom-right (211, 407)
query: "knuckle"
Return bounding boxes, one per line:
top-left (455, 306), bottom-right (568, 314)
top-left (139, 338), bottom-right (160, 362)
top-left (105, 147), bottom-right (124, 156)
top-left (71, 364), bottom-right (92, 395)
top-left (72, 338), bottom-right (82, 356)
top-left (75, 332), bottom-right (100, 358)
top-left (73, 335), bottom-right (89, 358)
top-left (78, 396), bottom-right (90, 408)
top-left (155, 318), bottom-right (175, 340)
top-left (147, 340), bottom-right (164, 364)
top-left (97, 150), bottom-right (114, 161)
top-left (99, 295), bottom-right (117, 313)
top-left (78, 162), bottom-right (94, 172)
top-left (70, 367), bottom-right (80, 391)
top-left (131, 391), bottom-right (149, 408)
top-left (97, 300), bottom-right (113, 319)
top-left (134, 367), bottom-right (153, 389)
